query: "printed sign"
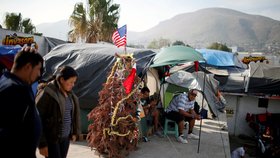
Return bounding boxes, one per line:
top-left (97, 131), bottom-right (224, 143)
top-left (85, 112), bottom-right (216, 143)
top-left (2, 33), bottom-right (38, 49)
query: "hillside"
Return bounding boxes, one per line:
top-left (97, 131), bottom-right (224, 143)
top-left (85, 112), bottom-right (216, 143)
top-left (36, 8), bottom-right (280, 53)
top-left (36, 20), bottom-right (70, 41)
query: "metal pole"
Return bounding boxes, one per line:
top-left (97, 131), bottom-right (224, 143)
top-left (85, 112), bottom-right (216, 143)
top-left (197, 62), bottom-right (207, 153)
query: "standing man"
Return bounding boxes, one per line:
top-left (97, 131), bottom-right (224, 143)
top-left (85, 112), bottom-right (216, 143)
top-left (165, 89), bottom-right (201, 144)
top-left (0, 47), bottom-right (44, 158)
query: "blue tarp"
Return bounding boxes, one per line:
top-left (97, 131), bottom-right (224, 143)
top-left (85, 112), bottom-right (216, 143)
top-left (0, 45), bottom-right (21, 55)
top-left (0, 45), bottom-right (38, 95)
top-left (0, 45), bottom-right (21, 70)
top-left (196, 49), bottom-right (237, 67)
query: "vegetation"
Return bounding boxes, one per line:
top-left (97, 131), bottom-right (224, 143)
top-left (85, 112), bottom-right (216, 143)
top-left (127, 44), bottom-right (144, 48)
top-left (207, 42), bottom-right (232, 52)
top-left (147, 38), bottom-right (171, 49)
top-left (172, 40), bottom-right (193, 47)
top-left (68, 0), bottom-right (120, 43)
top-left (3, 12), bottom-right (37, 34)
top-left (33, 32), bottom-right (43, 36)
top-left (172, 40), bottom-right (185, 46)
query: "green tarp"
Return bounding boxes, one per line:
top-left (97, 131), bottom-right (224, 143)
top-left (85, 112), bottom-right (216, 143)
top-left (150, 45), bottom-right (205, 67)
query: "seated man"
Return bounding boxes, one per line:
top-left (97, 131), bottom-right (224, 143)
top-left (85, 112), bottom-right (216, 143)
top-left (140, 87), bottom-right (163, 137)
top-left (165, 89), bottom-right (201, 144)
top-left (231, 145), bottom-right (248, 158)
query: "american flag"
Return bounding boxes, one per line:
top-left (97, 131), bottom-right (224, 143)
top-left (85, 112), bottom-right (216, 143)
top-left (112, 25), bottom-right (127, 47)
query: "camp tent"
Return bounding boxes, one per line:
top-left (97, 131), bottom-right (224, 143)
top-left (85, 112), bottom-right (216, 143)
top-left (42, 43), bottom-right (156, 109)
top-left (160, 70), bottom-right (225, 117)
top-left (246, 62), bottom-right (280, 95)
top-left (147, 45), bottom-right (206, 93)
top-left (0, 45), bottom-right (21, 72)
top-left (188, 49), bottom-right (248, 93)
top-left (211, 62), bottom-right (280, 95)
top-left (150, 45), bottom-right (205, 68)
top-left (196, 48), bottom-right (244, 68)
top-left (146, 46), bottom-right (227, 153)
top-left (0, 45), bottom-right (40, 94)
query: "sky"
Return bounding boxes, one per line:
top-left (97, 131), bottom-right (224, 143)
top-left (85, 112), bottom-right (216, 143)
top-left (1, 0), bottom-right (280, 32)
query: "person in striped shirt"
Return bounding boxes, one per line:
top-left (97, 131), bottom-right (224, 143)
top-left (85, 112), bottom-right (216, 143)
top-left (165, 89), bottom-right (201, 144)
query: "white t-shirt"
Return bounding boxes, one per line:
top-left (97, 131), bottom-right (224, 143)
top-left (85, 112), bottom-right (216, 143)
top-left (231, 147), bottom-right (245, 158)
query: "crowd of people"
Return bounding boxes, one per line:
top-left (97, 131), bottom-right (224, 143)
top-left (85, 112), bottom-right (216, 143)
top-left (0, 46), bottom-right (203, 157)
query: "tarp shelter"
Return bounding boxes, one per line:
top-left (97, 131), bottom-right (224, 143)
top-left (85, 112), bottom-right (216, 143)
top-left (163, 70), bottom-right (225, 117)
top-left (147, 45), bottom-right (208, 105)
top-left (196, 48), bottom-right (244, 68)
top-left (148, 45), bottom-right (206, 89)
top-left (246, 62), bottom-right (280, 95)
top-left (42, 43), bottom-right (156, 109)
top-left (0, 45), bottom-right (39, 94)
top-left (147, 46), bottom-right (226, 153)
top-left (213, 62), bottom-right (280, 95)
top-left (0, 45), bottom-right (21, 72)
top-left (150, 45), bottom-right (205, 68)
top-left (191, 49), bottom-right (248, 93)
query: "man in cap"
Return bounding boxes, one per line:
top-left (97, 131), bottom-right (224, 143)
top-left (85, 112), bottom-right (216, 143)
top-left (165, 89), bottom-right (201, 143)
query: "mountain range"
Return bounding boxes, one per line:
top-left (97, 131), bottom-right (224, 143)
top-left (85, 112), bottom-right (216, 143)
top-left (36, 8), bottom-right (280, 53)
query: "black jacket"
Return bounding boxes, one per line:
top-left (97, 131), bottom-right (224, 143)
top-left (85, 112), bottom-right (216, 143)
top-left (0, 72), bottom-right (42, 158)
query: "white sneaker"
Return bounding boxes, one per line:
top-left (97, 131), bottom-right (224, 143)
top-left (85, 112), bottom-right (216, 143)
top-left (187, 133), bottom-right (199, 140)
top-left (177, 135), bottom-right (188, 144)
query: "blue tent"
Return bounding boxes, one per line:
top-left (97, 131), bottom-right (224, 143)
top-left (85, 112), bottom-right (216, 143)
top-left (196, 49), bottom-right (242, 67)
top-left (0, 45), bottom-right (21, 55)
top-left (0, 45), bottom-right (38, 95)
top-left (0, 45), bottom-right (21, 70)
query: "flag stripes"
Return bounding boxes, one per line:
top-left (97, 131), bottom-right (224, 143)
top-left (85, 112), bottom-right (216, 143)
top-left (112, 25), bottom-right (127, 47)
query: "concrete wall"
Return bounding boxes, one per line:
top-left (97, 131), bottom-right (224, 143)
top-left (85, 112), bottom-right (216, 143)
top-left (225, 94), bottom-right (280, 136)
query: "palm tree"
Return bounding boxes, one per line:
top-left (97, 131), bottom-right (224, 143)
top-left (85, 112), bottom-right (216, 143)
top-left (22, 18), bottom-right (36, 34)
top-left (68, 0), bottom-right (120, 43)
top-left (68, 3), bottom-right (88, 42)
top-left (4, 13), bottom-right (22, 31)
top-left (4, 12), bottom-right (37, 34)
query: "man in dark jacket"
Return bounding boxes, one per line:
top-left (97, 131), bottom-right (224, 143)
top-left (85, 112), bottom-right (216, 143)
top-left (0, 46), bottom-right (44, 158)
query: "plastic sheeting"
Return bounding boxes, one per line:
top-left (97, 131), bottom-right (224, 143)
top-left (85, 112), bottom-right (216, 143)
top-left (197, 48), bottom-right (244, 68)
top-left (245, 63), bottom-right (280, 95)
top-left (150, 45), bottom-right (205, 67)
top-left (0, 45), bottom-right (21, 71)
top-left (249, 62), bottom-right (280, 79)
top-left (43, 43), bottom-right (156, 109)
